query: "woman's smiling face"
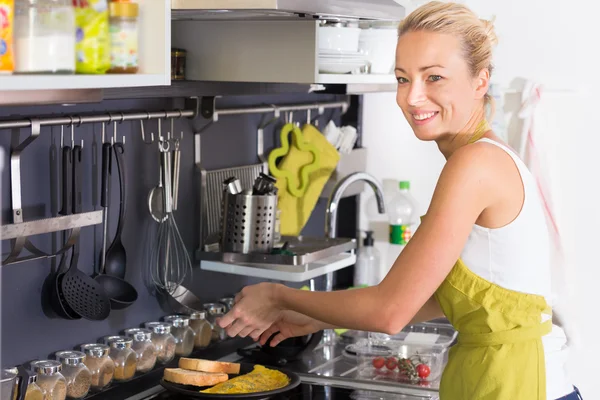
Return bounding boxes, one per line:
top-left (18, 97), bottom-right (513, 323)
top-left (394, 30), bottom-right (489, 141)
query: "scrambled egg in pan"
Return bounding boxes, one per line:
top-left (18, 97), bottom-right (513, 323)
top-left (200, 365), bottom-right (290, 394)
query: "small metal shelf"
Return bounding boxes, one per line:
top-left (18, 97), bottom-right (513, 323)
top-left (198, 236), bottom-right (357, 282)
top-left (198, 236), bottom-right (356, 266)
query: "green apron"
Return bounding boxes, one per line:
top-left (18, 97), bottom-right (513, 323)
top-left (434, 257), bottom-right (552, 399)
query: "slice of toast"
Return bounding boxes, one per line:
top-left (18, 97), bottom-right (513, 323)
top-left (163, 368), bottom-right (229, 387)
top-left (179, 358), bottom-right (241, 375)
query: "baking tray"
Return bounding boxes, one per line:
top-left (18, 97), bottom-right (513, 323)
top-left (197, 236), bottom-right (356, 266)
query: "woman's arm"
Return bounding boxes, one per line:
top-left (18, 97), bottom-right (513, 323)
top-left (219, 143), bottom-right (498, 338)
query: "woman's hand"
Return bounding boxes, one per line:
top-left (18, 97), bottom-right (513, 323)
top-left (259, 310), bottom-right (324, 347)
top-left (216, 282), bottom-right (283, 341)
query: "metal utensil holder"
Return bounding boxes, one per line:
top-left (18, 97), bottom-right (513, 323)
top-left (221, 192), bottom-right (278, 254)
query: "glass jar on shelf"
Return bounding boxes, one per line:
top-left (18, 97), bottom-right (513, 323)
top-left (162, 315), bottom-right (195, 357)
top-left (144, 322), bottom-right (177, 364)
top-left (189, 311), bottom-right (212, 349)
top-left (54, 351), bottom-right (91, 399)
top-left (123, 328), bottom-right (157, 373)
top-left (203, 303), bottom-right (228, 342)
top-left (107, 0), bottom-right (139, 73)
top-left (13, 0), bottom-right (76, 74)
top-left (102, 336), bottom-right (137, 382)
top-left (79, 344), bottom-right (114, 392)
top-left (30, 360), bottom-right (67, 400)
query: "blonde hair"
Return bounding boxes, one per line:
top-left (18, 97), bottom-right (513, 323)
top-left (398, 1), bottom-right (498, 107)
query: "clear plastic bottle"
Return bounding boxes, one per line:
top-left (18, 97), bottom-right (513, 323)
top-left (354, 231), bottom-right (381, 287)
top-left (387, 181), bottom-right (418, 262)
top-left (13, 0), bottom-right (76, 73)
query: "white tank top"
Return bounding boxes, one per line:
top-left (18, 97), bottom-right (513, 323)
top-left (461, 138), bottom-right (571, 399)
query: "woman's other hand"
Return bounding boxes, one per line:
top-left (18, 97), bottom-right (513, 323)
top-left (217, 282), bottom-right (283, 341)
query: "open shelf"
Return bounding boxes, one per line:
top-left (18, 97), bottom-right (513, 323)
top-left (200, 252), bottom-right (356, 282)
top-left (0, 0), bottom-right (170, 93)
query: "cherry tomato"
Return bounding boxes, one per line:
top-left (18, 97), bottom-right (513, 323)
top-left (372, 357), bottom-right (385, 369)
top-left (385, 357), bottom-right (398, 371)
top-left (416, 364), bottom-right (431, 379)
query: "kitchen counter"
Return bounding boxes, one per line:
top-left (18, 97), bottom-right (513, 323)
top-left (225, 333), bottom-right (441, 399)
top-left (86, 337), bottom-right (254, 400)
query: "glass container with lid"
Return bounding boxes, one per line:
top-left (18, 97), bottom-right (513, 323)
top-left (107, 0), bottom-right (139, 73)
top-left (23, 372), bottom-right (43, 400)
top-left (1, 368), bottom-right (18, 400)
top-left (162, 315), bottom-right (195, 356)
top-left (13, 0), bottom-right (76, 73)
top-left (30, 360), bottom-right (67, 400)
top-left (102, 336), bottom-right (137, 382)
top-left (189, 311), bottom-right (212, 349)
top-left (218, 297), bottom-right (235, 312)
top-left (54, 351), bottom-right (91, 399)
top-left (144, 322), bottom-right (177, 364)
top-left (79, 344), bottom-right (114, 392)
top-left (123, 328), bottom-right (157, 373)
top-left (203, 303), bottom-right (228, 342)
top-left (2, 367), bottom-right (43, 400)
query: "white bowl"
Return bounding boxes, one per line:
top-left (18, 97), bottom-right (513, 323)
top-left (319, 26), bottom-right (362, 53)
top-left (358, 28), bottom-right (398, 74)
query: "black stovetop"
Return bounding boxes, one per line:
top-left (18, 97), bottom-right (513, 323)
top-left (151, 383), bottom-right (357, 400)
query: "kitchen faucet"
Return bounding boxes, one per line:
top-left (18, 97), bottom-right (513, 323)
top-left (324, 172), bottom-right (386, 292)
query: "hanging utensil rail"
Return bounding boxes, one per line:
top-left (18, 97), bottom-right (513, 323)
top-left (0, 97), bottom-right (199, 130)
top-left (199, 96), bottom-right (349, 121)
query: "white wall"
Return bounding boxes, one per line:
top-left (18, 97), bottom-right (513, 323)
top-left (360, 1), bottom-right (599, 397)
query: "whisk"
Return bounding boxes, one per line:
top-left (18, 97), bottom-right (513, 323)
top-left (150, 138), bottom-right (192, 294)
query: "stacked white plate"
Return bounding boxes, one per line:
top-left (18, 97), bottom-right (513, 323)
top-left (318, 49), bottom-right (369, 74)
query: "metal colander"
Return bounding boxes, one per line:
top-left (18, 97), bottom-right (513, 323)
top-left (221, 192), bottom-right (277, 254)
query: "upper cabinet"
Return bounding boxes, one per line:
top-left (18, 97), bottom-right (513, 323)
top-left (0, 0), bottom-right (171, 93)
top-left (171, 0), bottom-right (404, 90)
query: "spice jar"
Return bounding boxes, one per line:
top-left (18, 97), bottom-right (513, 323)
top-left (13, 0), bottom-right (76, 74)
top-left (23, 372), bottom-right (44, 400)
top-left (123, 328), bottom-right (157, 373)
top-left (219, 297), bottom-right (235, 312)
top-left (54, 351), bottom-right (91, 399)
top-left (144, 322), bottom-right (177, 364)
top-left (79, 344), bottom-right (114, 392)
top-left (189, 311), bottom-right (213, 349)
top-left (103, 336), bottom-right (137, 382)
top-left (163, 315), bottom-right (195, 357)
top-left (107, 0), bottom-right (139, 73)
top-left (30, 360), bottom-right (67, 400)
top-left (171, 48), bottom-right (186, 80)
top-left (204, 303), bottom-right (228, 342)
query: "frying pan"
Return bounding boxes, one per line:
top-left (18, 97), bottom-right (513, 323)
top-left (160, 363), bottom-right (301, 399)
top-left (59, 145), bottom-right (111, 321)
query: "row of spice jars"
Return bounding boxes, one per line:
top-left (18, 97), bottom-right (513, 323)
top-left (7, 299), bottom-right (236, 400)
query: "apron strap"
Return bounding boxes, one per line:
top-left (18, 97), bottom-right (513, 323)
top-left (457, 319), bottom-right (552, 347)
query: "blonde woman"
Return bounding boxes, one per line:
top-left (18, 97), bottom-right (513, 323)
top-left (217, 2), bottom-right (579, 399)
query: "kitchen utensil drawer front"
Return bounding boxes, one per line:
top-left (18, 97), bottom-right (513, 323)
top-left (221, 193), bottom-right (277, 254)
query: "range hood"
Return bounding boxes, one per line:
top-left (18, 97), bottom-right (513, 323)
top-left (171, 0), bottom-right (405, 21)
